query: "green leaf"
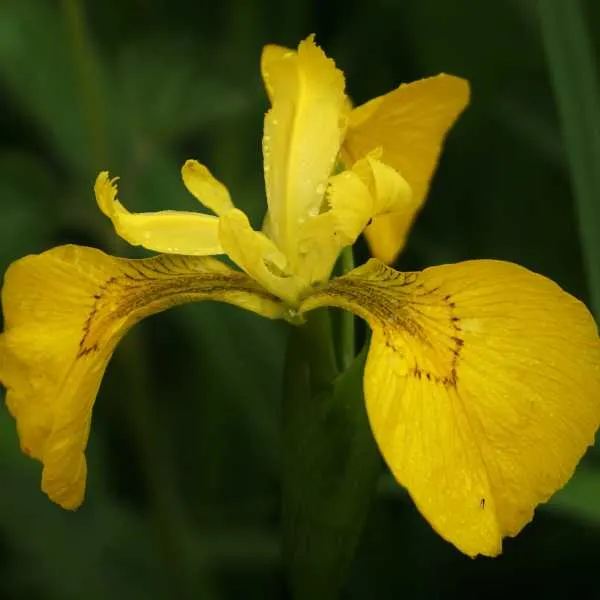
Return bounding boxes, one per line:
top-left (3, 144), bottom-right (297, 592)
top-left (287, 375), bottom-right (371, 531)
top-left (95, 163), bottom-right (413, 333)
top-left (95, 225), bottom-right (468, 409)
top-left (536, 0), bottom-right (600, 316)
top-left (282, 333), bottom-right (381, 600)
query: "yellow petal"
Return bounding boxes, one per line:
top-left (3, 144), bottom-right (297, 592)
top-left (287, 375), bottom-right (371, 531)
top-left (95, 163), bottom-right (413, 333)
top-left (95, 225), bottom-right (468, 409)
top-left (95, 171), bottom-right (222, 255)
top-left (0, 245), bottom-right (282, 509)
top-left (342, 75), bottom-right (470, 263)
top-left (301, 258), bottom-right (600, 556)
top-left (293, 210), bottom-right (344, 286)
top-left (181, 159), bottom-right (234, 216)
top-left (292, 154), bottom-right (413, 286)
top-left (261, 43), bottom-right (291, 102)
top-left (261, 35), bottom-right (346, 264)
top-left (327, 153), bottom-right (414, 244)
top-left (324, 169), bottom-right (372, 244)
top-left (218, 209), bottom-right (301, 304)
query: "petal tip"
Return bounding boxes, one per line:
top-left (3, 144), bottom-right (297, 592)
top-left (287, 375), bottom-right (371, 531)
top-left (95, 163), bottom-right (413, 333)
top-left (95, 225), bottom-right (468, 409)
top-left (94, 171), bottom-right (119, 217)
top-left (429, 73), bottom-right (471, 107)
top-left (181, 160), bottom-right (232, 216)
top-left (181, 158), bottom-right (200, 174)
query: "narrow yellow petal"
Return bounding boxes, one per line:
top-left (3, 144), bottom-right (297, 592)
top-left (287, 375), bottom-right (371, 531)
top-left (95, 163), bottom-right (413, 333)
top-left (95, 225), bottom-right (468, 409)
top-left (218, 209), bottom-right (301, 304)
top-left (342, 75), bottom-right (470, 263)
top-left (95, 172), bottom-right (222, 255)
top-left (261, 35), bottom-right (346, 264)
top-left (301, 259), bottom-right (600, 556)
top-left (181, 159), bottom-right (234, 216)
top-left (0, 245), bottom-right (282, 509)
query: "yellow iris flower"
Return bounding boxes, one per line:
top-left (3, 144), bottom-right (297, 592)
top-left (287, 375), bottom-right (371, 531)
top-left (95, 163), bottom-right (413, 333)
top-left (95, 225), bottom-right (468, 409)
top-left (1, 35), bottom-right (599, 559)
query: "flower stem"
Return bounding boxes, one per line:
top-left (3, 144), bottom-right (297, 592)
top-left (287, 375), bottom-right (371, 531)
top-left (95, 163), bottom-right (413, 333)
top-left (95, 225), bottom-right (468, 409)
top-left (282, 337), bottom-right (379, 600)
top-left (537, 0), bottom-right (600, 315)
top-left (296, 309), bottom-right (339, 392)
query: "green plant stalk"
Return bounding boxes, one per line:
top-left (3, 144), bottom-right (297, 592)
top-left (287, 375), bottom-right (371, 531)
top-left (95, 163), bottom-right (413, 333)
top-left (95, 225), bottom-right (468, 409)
top-left (296, 309), bottom-right (339, 392)
top-left (282, 333), bottom-right (380, 600)
top-left (537, 0), bottom-right (600, 316)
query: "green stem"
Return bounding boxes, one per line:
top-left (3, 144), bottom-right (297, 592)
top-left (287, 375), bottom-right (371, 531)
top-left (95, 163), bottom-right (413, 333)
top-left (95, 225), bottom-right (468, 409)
top-left (296, 309), bottom-right (339, 392)
top-left (282, 339), bottom-right (379, 600)
top-left (537, 0), bottom-right (600, 315)
top-left (339, 246), bottom-right (356, 371)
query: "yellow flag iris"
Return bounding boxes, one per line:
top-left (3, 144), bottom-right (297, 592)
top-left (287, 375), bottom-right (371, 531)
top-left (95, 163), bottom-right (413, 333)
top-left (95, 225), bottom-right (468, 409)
top-left (1, 35), bottom-right (599, 558)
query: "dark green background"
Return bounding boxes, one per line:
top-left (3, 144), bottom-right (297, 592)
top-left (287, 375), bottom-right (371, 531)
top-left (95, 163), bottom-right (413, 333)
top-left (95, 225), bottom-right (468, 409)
top-left (0, 0), bottom-right (599, 598)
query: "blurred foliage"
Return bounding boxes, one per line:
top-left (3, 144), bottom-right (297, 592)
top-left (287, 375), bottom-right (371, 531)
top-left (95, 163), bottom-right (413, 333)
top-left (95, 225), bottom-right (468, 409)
top-left (0, 0), bottom-right (599, 598)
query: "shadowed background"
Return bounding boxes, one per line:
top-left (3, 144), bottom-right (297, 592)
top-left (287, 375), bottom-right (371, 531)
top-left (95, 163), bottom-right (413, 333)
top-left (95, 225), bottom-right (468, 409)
top-left (0, 0), bottom-right (599, 598)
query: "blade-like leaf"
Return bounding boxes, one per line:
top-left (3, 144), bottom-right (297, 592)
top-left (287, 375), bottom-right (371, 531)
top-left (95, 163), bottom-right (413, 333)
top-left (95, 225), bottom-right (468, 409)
top-left (283, 333), bottom-right (381, 600)
top-left (537, 0), bottom-right (600, 315)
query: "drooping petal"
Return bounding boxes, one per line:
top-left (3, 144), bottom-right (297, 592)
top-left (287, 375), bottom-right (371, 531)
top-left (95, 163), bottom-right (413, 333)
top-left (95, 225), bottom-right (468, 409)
top-left (261, 35), bottom-right (346, 263)
top-left (301, 258), bottom-right (600, 556)
top-left (95, 172), bottom-right (222, 255)
top-left (181, 159), bottom-right (234, 216)
top-left (341, 75), bottom-right (470, 263)
top-left (0, 245), bottom-right (282, 509)
top-left (218, 209), bottom-right (302, 304)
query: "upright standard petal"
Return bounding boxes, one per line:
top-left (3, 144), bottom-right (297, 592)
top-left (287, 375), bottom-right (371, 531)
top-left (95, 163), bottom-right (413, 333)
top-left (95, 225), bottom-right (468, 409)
top-left (0, 245), bottom-right (282, 509)
top-left (261, 43), bottom-right (290, 102)
top-left (341, 75), bottom-right (470, 263)
top-left (301, 259), bottom-right (600, 556)
top-left (261, 35), bottom-right (346, 264)
top-left (95, 172), bottom-right (223, 255)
